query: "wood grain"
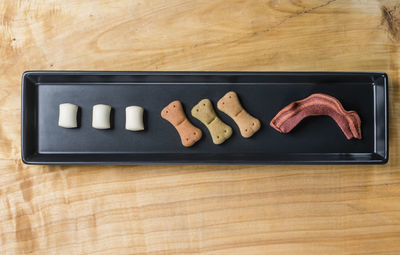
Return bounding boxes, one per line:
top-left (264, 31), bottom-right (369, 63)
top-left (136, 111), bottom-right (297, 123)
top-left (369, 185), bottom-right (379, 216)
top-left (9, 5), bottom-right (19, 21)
top-left (1, 0), bottom-right (400, 254)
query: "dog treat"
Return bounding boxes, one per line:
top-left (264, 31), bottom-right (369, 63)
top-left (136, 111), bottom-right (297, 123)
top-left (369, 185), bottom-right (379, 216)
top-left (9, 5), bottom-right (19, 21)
top-left (270, 93), bottom-right (362, 140)
top-left (92, 104), bottom-right (111, 129)
top-left (217, 91), bottom-right (261, 138)
top-left (191, 99), bottom-right (232, 145)
top-left (161, 100), bottom-right (202, 147)
top-left (126, 106), bottom-right (144, 131)
top-left (58, 103), bottom-right (78, 128)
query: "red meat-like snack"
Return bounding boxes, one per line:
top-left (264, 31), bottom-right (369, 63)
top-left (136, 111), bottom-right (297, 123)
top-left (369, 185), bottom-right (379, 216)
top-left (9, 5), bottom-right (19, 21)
top-left (270, 93), bottom-right (362, 140)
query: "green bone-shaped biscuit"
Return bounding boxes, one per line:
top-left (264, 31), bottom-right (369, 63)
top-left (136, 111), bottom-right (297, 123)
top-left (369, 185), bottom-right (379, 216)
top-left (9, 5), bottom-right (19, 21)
top-left (191, 99), bottom-right (233, 145)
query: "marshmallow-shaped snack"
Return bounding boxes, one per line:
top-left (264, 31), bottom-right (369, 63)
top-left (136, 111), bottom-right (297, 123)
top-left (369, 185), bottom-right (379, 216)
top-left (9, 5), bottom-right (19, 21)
top-left (58, 103), bottom-right (78, 128)
top-left (92, 104), bottom-right (111, 129)
top-left (125, 106), bottom-right (144, 131)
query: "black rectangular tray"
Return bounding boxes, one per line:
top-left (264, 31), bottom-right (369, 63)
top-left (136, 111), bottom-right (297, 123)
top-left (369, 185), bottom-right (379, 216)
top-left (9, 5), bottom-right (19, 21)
top-left (21, 71), bottom-right (388, 164)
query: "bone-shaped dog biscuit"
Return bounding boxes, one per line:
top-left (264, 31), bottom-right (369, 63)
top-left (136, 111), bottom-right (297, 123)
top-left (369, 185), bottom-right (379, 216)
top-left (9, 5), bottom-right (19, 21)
top-left (161, 100), bottom-right (202, 147)
top-left (191, 99), bottom-right (232, 145)
top-left (217, 91), bottom-right (261, 138)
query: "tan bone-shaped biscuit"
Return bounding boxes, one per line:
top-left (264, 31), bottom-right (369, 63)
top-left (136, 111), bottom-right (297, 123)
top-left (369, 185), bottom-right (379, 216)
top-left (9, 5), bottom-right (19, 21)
top-left (217, 91), bottom-right (261, 138)
top-left (161, 100), bottom-right (202, 147)
top-left (191, 99), bottom-right (232, 145)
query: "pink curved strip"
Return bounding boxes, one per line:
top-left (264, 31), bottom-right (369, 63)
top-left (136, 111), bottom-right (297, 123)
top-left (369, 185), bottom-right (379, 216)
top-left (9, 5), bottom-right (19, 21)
top-left (270, 94), bottom-right (362, 140)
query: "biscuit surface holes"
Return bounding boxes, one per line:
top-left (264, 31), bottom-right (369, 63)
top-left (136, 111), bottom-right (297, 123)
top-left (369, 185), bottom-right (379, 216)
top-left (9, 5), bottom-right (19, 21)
top-left (217, 91), bottom-right (261, 138)
top-left (161, 100), bottom-right (202, 147)
top-left (191, 98), bottom-right (233, 145)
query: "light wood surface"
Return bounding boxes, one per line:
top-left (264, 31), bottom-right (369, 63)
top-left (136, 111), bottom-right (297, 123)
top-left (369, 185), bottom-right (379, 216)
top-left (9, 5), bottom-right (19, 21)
top-left (1, 0), bottom-right (400, 254)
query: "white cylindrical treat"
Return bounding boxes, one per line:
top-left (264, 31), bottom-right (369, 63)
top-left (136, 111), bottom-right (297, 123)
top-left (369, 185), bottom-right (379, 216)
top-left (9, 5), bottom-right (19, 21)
top-left (59, 103), bottom-right (78, 128)
top-left (125, 106), bottom-right (144, 131)
top-left (92, 104), bottom-right (111, 129)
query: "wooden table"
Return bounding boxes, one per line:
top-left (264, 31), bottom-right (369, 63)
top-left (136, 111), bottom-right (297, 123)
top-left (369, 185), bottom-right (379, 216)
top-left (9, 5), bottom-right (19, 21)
top-left (1, 0), bottom-right (399, 254)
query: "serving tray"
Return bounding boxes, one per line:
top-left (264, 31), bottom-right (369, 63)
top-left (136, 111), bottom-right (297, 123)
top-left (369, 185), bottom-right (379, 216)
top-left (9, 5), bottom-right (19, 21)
top-left (21, 71), bottom-right (388, 164)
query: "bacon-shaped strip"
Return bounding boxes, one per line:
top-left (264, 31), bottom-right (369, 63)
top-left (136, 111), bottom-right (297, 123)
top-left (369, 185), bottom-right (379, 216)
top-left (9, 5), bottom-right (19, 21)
top-left (270, 93), bottom-right (362, 140)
